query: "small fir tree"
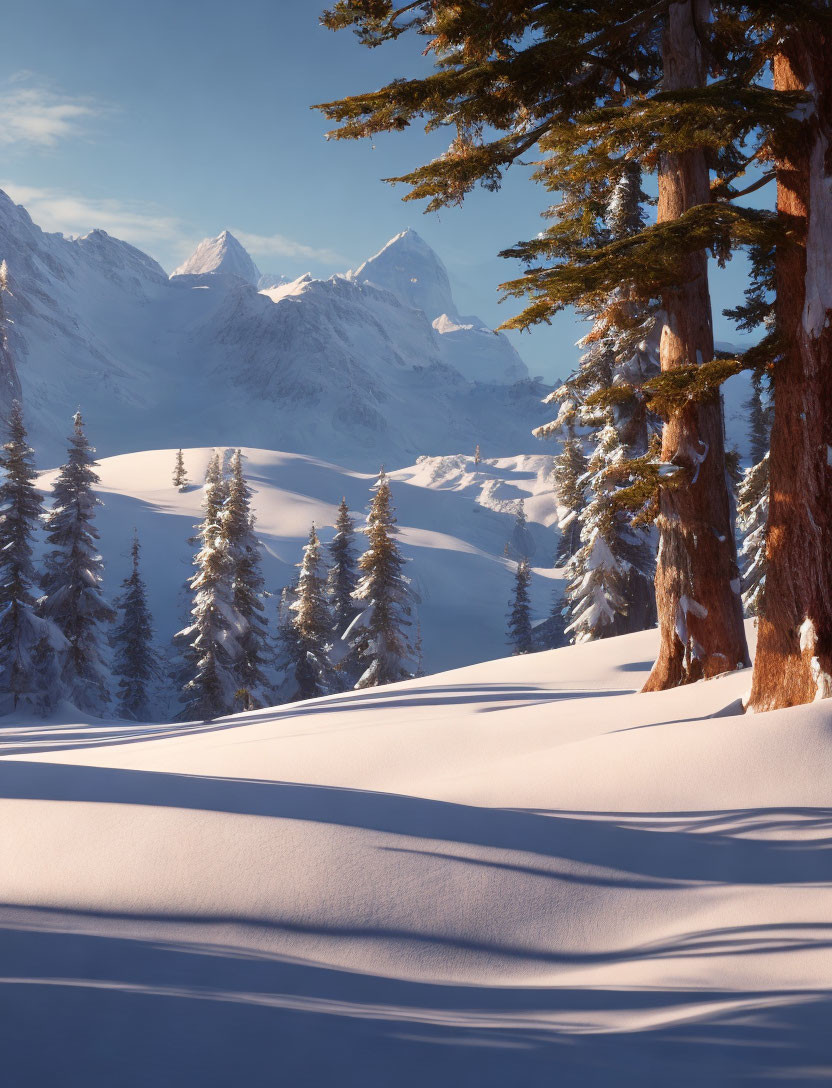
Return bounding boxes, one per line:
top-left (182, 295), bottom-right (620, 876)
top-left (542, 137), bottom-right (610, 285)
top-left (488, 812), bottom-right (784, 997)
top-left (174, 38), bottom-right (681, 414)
top-left (737, 453), bottom-right (769, 619)
top-left (0, 400), bottom-right (66, 711)
top-left (112, 531), bottom-right (156, 720)
top-left (176, 454), bottom-right (243, 721)
top-left (350, 471), bottom-right (415, 688)
top-left (288, 525), bottom-right (337, 700)
top-left (173, 449), bottom-right (189, 491)
top-left (507, 499), bottom-right (535, 561)
top-left (40, 411), bottom-right (114, 713)
top-left (224, 450), bottom-right (270, 706)
top-left (550, 423), bottom-right (588, 566)
top-left (327, 497), bottom-right (359, 635)
top-left (507, 558), bottom-right (533, 655)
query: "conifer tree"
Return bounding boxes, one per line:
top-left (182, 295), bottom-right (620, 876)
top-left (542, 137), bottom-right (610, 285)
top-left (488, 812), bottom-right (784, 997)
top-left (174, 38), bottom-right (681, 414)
top-left (507, 499), bottom-right (534, 561)
top-left (112, 531), bottom-right (156, 720)
top-left (288, 525), bottom-right (337, 700)
top-left (172, 449), bottom-right (189, 491)
top-left (40, 411), bottom-right (114, 713)
top-left (350, 471), bottom-right (415, 688)
top-left (507, 558), bottom-right (533, 655)
top-left (224, 450), bottom-right (270, 706)
top-left (550, 425), bottom-right (588, 566)
top-left (176, 452), bottom-right (243, 721)
top-left (327, 497), bottom-right (359, 635)
top-left (0, 400), bottom-right (65, 711)
top-left (317, 1), bottom-right (808, 689)
top-left (737, 453), bottom-right (769, 619)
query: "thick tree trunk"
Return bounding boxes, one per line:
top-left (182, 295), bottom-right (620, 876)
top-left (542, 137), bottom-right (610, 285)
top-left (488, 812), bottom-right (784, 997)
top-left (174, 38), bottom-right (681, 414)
top-left (747, 30), bottom-right (832, 712)
top-left (643, 0), bottom-right (749, 691)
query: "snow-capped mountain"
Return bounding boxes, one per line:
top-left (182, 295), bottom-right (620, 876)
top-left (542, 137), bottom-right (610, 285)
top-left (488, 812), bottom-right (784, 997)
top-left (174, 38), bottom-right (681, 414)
top-left (171, 229), bottom-right (261, 284)
top-left (352, 228), bottom-right (528, 383)
top-left (0, 191), bottom-right (542, 466)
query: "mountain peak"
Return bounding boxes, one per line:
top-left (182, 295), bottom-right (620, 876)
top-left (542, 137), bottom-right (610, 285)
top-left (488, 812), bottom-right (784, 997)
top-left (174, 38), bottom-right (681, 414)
top-left (172, 230), bottom-right (260, 285)
top-left (351, 229), bottom-right (458, 321)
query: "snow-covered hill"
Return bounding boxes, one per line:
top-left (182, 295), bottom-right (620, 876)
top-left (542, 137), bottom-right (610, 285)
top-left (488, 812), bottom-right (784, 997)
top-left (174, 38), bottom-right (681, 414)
top-left (2, 625), bottom-right (830, 1086)
top-left (39, 446), bottom-right (560, 687)
top-left (0, 192), bottom-right (538, 466)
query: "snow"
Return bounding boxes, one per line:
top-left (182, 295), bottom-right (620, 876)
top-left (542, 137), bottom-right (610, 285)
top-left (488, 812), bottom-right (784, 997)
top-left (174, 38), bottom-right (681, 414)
top-left (172, 230), bottom-right (261, 284)
top-left (0, 190), bottom-right (541, 466)
top-left (34, 447), bottom-right (561, 682)
top-left (1, 621), bottom-right (831, 1084)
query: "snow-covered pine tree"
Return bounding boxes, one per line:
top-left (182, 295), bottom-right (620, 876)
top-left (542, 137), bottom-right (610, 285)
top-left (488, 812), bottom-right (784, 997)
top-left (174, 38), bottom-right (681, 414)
top-left (551, 422), bottom-right (587, 566)
top-left (539, 167), bottom-right (658, 639)
top-left (288, 525), bottom-right (336, 700)
top-left (112, 531), bottom-right (156, 720)
top-left (327, 497), bottom-right (359, 635)
top-left (0, 400), bottom-right (65, 711)
top-left (507, 557), bottom-right (533, 655)
top-left (507, 499), bottom-right (535, 561)
top-left (172, 449), bottom-right (189, 491)
top-left (274, 579), bottom-right (300, 701)
top-left (350, 471), bottom-right (415, 688)
top-left (738, 453), bottom-right (769, 619)
top-left (224, 450), bottom-right (270, 706)
top-left (176, 453), bottom-right (243, 721)
top-left (40, 411), bottom-right (114, 713)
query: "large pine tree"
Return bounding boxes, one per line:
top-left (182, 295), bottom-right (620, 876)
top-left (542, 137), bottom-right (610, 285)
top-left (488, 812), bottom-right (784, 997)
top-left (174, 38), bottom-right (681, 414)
top-left (40, 411), bottom-right (114, 713)
top-left (224, 450), bottom-right (270, 706)
top-left (288, 525), bottom-right (337, 700)
top-left (315, 1), bottom-right (810, 689)
top-left (177, 451), bottom-right (243, 720)
top-left (350, 471), bottom-right (415, 688)
top-left (112, 531), bottom-right (156, 720)
top-left (0, 400), bottom-right (65, 711)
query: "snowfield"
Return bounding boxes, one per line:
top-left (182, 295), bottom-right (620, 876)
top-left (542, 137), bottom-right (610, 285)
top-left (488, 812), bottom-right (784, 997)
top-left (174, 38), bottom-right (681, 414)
top-left (38, 446), bottom-right (562, 684)
top-left (2, 623), bottom-right (831, 1086)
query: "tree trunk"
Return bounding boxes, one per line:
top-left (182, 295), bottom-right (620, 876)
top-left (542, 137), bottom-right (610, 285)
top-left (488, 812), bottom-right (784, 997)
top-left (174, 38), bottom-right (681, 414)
top-left (747, 29), bottom-right (832, 712)
top-left (643, 0), bottom-right (749, 691)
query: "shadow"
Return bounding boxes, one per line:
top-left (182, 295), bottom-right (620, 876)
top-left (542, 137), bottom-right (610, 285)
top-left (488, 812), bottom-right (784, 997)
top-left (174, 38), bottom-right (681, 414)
top-left (1, 763), bottom-right (830, 886)
top-left (0, 682), bottom-right (636, 757)
top-left (1, 904), bottom-right (831, 1087)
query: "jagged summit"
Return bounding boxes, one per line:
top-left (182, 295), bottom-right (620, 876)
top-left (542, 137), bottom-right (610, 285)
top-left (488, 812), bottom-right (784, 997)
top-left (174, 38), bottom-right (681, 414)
top-left (172, 230), bottom-right (261, 285)
top-left (351, 227), bottom-right (459, 321)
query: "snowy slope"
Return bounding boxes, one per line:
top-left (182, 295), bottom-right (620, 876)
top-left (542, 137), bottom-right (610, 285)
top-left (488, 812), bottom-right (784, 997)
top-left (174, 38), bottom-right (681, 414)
top-left (38, 446), bottom-right (561, 682)
top-left (2, 625), bottom-right (830, 1086)
top-left (0, 193), bottom-right (538, 466)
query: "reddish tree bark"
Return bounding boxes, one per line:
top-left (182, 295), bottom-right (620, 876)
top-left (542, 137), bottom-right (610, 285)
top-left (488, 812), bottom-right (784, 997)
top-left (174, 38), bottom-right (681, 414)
top-left (747, 29), bottom-right (832, 712)
top-left (643, 0), bottom-right (749, 692)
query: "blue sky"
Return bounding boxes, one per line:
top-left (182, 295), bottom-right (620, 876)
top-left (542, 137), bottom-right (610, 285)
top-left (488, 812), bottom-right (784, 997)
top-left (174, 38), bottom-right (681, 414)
top-left (1, 0), bottom-right (760, 380)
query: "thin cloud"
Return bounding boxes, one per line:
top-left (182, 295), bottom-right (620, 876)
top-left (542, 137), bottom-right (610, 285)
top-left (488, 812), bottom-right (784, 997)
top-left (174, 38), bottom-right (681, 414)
top-left (1, 181), bottom-right (184, 249)
top-left (0, 76), bottom-right (106, 148)
top-left (232, 229), bottom-right (346, 267)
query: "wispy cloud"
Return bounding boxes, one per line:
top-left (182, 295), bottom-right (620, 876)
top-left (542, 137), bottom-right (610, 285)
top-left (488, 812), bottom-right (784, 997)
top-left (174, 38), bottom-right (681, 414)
top-left (232, 229), bottom-right (346, 267)
top-left (0, 75), bottom-right (106, 148)
top-left (0, 181), bottom-right (184, 250)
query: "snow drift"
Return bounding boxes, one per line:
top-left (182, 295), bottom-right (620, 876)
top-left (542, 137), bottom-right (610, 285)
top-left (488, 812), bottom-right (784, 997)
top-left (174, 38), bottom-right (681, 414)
top-left (1, 624), bottom-right (830, 1085)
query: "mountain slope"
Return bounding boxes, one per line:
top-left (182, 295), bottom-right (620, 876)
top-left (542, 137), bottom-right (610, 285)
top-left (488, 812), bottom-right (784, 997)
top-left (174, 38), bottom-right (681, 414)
top-left (36, 445), bottom-right (561, 685)
top-left (0, 192), bottom-right (537, 466)
top-left (2, 625), bottom-right (830, 1085)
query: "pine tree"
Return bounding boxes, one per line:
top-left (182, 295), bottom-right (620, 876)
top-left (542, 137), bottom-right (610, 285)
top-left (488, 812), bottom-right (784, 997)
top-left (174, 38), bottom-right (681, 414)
top-left (551, 425), bottom-right (588, 566)
top-left (350, 471), bottom-right (415, 688)
top-left (172, 449), bottom-right (189, 491)
top-left (317, 2), bottom-right (802, 689)
top-left (507, 499), bottom-right (534, 561)
top-left (176, 452), bottom-right (243, 721)
top-left (112, 531), bottom-right (156, 720)
top-left (275, 579), bottom-right (300, 701)
top-left (746, 372), bottom-right (772, 467)
top-left (40, 411), bottom-right (114, 713)
top-left (507, 558), bottom-right (533, 655)
top-left (0, 400), bottom-right (65, 711)
top-left (737, 453), bottom-right (769, 620)
top-left (288, 525), bottom-right (337, 700)
top-left (327, 497), bottom-right (359, 635)
top-left (224, 450), bottom-right (270, 706)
